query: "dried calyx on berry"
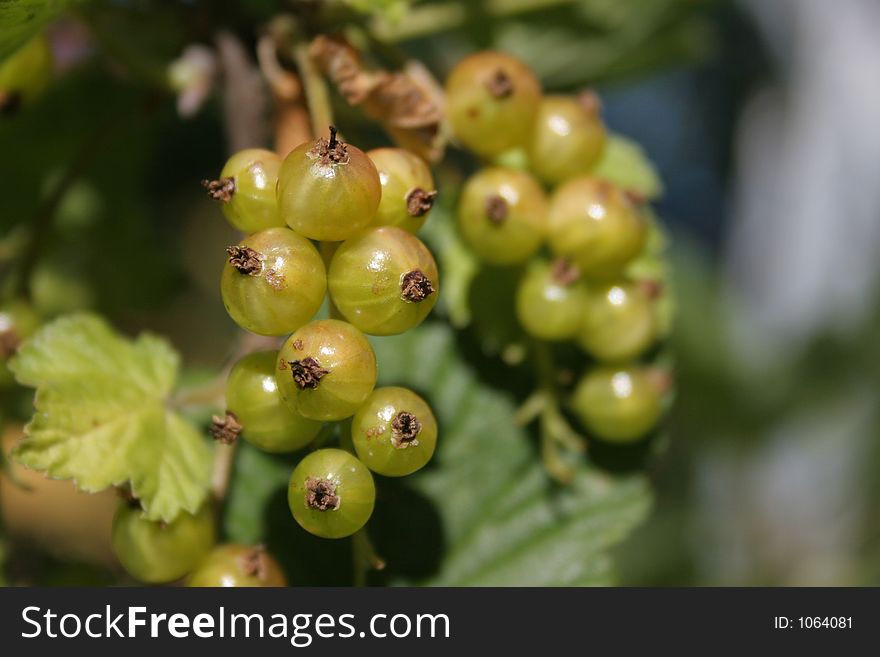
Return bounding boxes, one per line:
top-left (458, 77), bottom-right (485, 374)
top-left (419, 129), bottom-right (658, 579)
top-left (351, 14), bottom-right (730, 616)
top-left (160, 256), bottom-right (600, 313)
top-left (226, 245), bottom-right (264, 275)
top-left (210, 411), bottom-right (242, 444)
top-left (390, 411), bottom-right (421, 448)
top-left (202, 177), bottom-right (235, 202)
top-left (406, 188), bottom-right (438, 217)
top-left (309, 125), bottom-right (349, 166)
top-left (305, 477), bottom-right (340, 511)
top-left (288, 357), bottom-right (329, 390)
top-left (400, 269), bottom-right (435, 302)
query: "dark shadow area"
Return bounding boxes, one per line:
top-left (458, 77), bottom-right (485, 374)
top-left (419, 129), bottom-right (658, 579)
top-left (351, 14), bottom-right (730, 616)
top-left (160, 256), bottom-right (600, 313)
top-left (366, 475), bottom-right (445, 585)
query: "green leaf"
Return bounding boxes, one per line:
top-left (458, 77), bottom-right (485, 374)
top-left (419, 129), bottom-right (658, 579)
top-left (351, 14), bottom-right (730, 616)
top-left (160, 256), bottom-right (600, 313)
top-left (593, 133), bottom-right (664, 199)
top-left (0, 0), bottom-right (87, 60)
top-left (9, 313), bottom-right (213, 522)
top-left (372, 324), bottom-right (652, 585)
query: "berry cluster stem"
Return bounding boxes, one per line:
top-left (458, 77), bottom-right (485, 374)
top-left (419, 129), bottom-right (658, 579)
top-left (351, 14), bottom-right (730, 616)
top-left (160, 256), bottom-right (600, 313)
top-left (515, 341), bottom-right (586, 484)
top-left (293, 42), bottom-right (334, 141)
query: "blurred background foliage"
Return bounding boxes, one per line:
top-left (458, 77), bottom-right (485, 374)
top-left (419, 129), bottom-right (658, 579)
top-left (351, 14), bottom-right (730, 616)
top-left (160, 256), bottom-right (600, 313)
top-left (2, 0), bottom-right (879, 586)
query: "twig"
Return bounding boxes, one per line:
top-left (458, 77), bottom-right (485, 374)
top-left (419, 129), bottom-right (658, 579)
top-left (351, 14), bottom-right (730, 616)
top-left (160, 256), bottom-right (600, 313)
top-left (292, 42), bottom-right (334, 138)
top-left (257, 34), bottom-right (312, 155)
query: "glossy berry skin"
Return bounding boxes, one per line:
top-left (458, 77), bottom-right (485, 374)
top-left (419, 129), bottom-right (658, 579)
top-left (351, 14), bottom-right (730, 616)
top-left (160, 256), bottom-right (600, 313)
top-left (445, 51), bottom-right (541, 159)
top-left (276, 320), bottom-right (377, 422)
top-left (528, 95), bottom-right (606, 185)
top-left (288, 448), bottom-right (375, 539)
top-left (367, 148), bottom-right (437, 233)
top-left (352, 387), bottom-right (438, 477)
top-left (188, 544), bottom-right (287, 587)
top-left (221, 227), bottom-right (326, 336)
top-left (0, 34), bottom-right (52, 113)
top-left (225, 351), bottom-right (322, 452)
top-left (213, 149), bottom-right (284, 233)
top-left (515, 260), bottom-right (586, 341)
top-left (457, 167), bottom-right (547, 265)
top-left (572, 366), bottom-right (663, 443)
top-left (111, 502), bottom-right (215, 584)
top-left (277, 130), bottom-right (381, 241)
top-left (548, 177), bottom-right (647, 279)
top-left (328, 226), bottom-right (439, 336)
top-left (577, 281), bottom-right (657, 362)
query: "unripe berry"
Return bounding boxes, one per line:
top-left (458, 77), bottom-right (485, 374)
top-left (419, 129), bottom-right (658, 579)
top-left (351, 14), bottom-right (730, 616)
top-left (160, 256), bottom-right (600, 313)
top-left (277, 127), bottom-right (381, 241)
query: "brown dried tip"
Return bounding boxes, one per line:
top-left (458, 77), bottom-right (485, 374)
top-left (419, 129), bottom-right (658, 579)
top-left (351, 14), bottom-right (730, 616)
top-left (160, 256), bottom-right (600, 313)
top-left (202, 177), bottom-right (235, 203)
top-left (645, 368), bottom-right (673, 395)
top-left (485, 195), bottom-right (509, 225)
top-left (210, 411), bottom-right (242, 444)
top-left (310, 125), bottom-right (349, 166)
top-left (550, 259), bottom-right (581, 286)
top-left (227, 245), bottom-right (264, 275)
top-left (406, 188), bottom-right (438, 217)
top-left (0, 327), bottom-right (21, 359)
top-left (305, 477), bottom-right (340, 511)
top-left (289, 357), bottom-right (329, 390)
top-left (400, 269), bottom-right (435, 302)
top-left (638, 279), bottom-right (663, 299)
top-left (623, 189), bottom-right (647, 206)
top-left (238, 545), bottom-right (270, 580)
top-left (391, 411), bottom-right (421, 449)
top-left (486, 69), bottom-right (514, 98)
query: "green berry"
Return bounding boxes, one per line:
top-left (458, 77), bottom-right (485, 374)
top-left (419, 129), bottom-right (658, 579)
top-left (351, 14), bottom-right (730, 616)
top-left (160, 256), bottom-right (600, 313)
top-left (276, 320), bottom-right (377, 421)
top-left (548, 177), bottom-right (647, 279)
top-left (457, 167), bottom-right (547, 265)
top-left (288, 448), bottom-right (375, 539)
top-left (445, 51), bottom-right (541, 159)
top-left (352, 387), bottom-right (437, 477)
top-left (528, 93), bottom-right (606, 185)
top-left (0, 34), bottom-right (52, 114)
top-left (205, 148), bottom-right (284, 233)
top-left (188, 544), bottom-right (287, 587)
top-left (277, 127), bottom-right (381, 241)
top-left (328, 226), bottom-right (439, 336)
top-left (367, 147), bottom-right (437, 233)
top-left (224, 351), bottom-right (322, 452)
top-left (577, 280), bottom-right (657, 362)
top-left (220, 227), bottom-right (326, 336)
top-left (111, 502), bottom-right (215, 584)
top-left (572, 366), bottom-right (664, 443)
top-left (515, 259), bottom-right (586, 341)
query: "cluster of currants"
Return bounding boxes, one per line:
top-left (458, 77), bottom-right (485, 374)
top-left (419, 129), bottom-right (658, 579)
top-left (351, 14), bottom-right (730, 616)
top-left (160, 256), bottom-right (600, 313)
top-left (110, 128), bottom-right (441, 584)
top-left (212, 130), bottom-right (441, 538)
top-left (446, 51), bottom-right (671, 447)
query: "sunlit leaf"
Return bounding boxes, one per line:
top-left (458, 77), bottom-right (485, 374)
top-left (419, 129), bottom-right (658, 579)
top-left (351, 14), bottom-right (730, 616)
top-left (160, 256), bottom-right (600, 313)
top-left (10, 313), bottom-right (213, 522)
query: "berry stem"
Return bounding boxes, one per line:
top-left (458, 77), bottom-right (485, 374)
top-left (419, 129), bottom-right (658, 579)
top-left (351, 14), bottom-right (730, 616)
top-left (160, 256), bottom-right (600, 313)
top-left (352, 528), bottom-right (386, 587)
top-left (517, 341), bottom-right (587, 484)
top-left (293, 42), bottom-right (335, 141)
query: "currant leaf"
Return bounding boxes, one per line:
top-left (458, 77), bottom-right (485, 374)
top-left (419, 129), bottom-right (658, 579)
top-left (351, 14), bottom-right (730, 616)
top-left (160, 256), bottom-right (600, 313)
top-left (372, 324), bottom-right (652, 586)
top-left (9, 313), bottom-right (213, 522)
